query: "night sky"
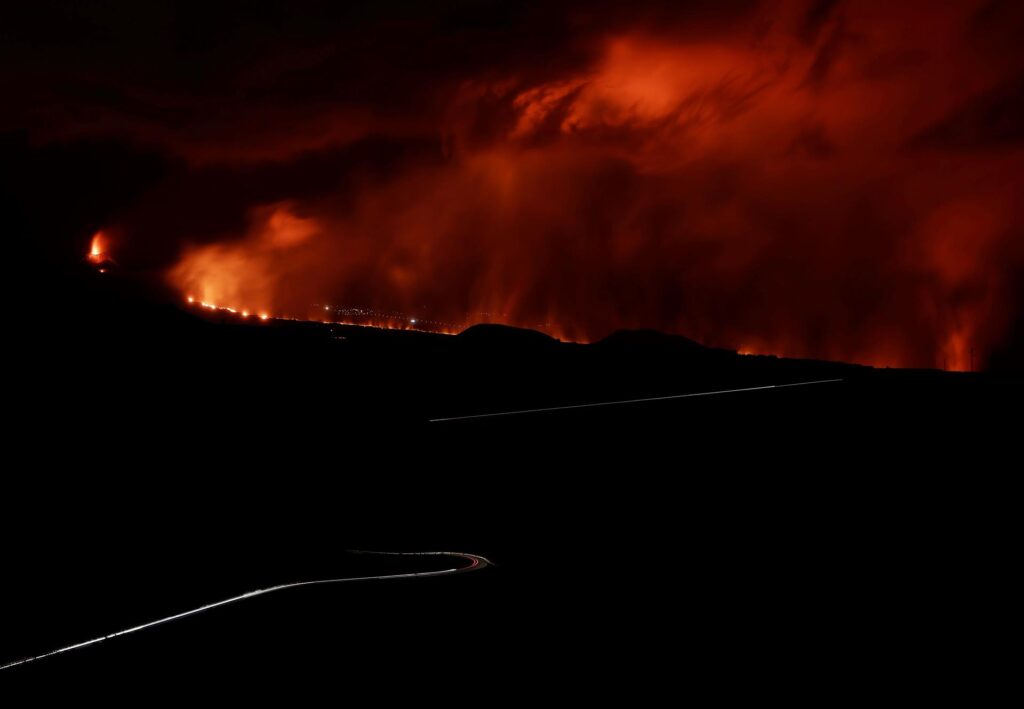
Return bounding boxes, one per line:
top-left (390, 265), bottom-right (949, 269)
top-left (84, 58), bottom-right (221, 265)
top-left (4, 0), bottom-right (1023, 369)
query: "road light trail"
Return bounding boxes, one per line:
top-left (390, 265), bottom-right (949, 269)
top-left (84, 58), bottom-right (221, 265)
top-left (430, 378), bottom-right (845, 422)
top-left (0, 550), bottom-right (491, 672)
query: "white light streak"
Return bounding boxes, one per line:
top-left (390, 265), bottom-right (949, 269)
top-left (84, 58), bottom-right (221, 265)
top-left (429, 379), bottom-right (845, 422)
top-left (0, 550), bottom-right (490, 672)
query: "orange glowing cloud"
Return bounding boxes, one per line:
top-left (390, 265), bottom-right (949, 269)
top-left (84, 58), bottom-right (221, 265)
top-left (83, 0), bottom-right (1023, 370)
top-left (168, 203), bottom-right (322, 318)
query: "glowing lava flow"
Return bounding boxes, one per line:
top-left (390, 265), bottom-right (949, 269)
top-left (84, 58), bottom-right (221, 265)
top-left (0, 550), bottom-right (491, 672)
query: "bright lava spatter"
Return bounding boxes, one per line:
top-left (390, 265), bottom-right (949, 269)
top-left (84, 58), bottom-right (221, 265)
top-left (87, 233), bottom-right (105, 263)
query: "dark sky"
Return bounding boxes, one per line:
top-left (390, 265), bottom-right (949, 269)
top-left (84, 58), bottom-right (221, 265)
top-left (3, 0), bottom-right (1023, 369)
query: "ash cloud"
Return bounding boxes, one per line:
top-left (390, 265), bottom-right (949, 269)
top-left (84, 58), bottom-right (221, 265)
top-left (4, 0), bottom-right (1024, 369)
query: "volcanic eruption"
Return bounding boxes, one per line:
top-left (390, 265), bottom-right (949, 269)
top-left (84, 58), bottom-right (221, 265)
top-left (87, 232), bottom-right (115, 272)
top-left (9, 0), bottom-right (1024, 370)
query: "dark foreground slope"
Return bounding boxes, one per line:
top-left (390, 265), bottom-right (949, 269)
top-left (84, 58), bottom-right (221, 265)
top-left (2, 268), bottom-right (1018, 699)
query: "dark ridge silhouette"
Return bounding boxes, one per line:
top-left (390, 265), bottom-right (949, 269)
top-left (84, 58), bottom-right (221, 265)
top-left (457, 323), bottom-right (561, 347)
top-left (595, 328), bottom-right (731, 357)
top-left (4, 264), bottom-right (1015, 697)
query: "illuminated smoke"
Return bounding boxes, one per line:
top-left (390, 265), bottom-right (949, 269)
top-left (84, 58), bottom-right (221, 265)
top-left (168, 203), bottom-right (320, 319)
top-left (77, 1), bottom-right (1024, 370)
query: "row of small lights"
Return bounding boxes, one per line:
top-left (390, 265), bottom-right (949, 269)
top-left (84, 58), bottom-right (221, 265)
top-left (318, 304), bottom-right (463, 330)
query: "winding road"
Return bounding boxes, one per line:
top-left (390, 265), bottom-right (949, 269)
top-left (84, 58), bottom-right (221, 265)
top-left (0, 550), bottom-right (491, 672)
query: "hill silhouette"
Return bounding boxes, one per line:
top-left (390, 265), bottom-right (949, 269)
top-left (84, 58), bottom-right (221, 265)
top-left (3, 264), bottom-right (1016, 696)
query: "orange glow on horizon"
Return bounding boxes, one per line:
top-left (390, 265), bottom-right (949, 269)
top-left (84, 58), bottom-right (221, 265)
top-left (176, 292), bottom-right (977, 371)
top-left (147, 6), bottom-right (1020, 372)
